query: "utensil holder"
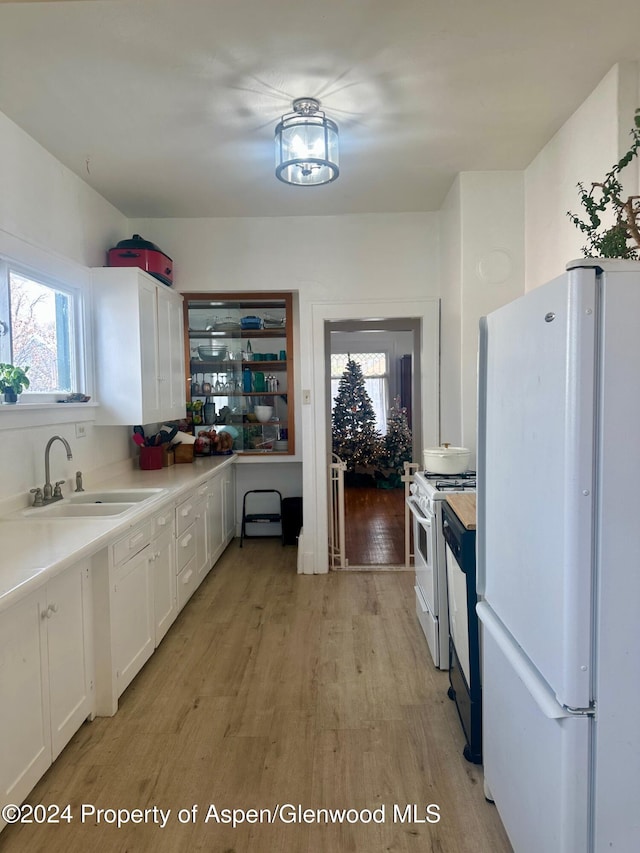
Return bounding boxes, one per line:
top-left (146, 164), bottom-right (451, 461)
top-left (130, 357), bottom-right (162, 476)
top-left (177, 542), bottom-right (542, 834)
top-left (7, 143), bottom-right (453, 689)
top-left (139, 446), bottom-right (163, 470)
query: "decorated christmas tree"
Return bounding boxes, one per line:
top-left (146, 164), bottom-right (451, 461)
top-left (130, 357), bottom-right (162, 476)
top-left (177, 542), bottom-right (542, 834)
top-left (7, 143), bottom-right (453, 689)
top-left (331, 357), bottom-right (380, 471)
top-left (376, 397), bottom-right (413, 484)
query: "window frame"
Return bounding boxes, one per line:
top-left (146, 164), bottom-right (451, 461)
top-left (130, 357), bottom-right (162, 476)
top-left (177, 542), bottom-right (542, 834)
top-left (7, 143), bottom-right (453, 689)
top-left (0, 250), bottom-right (98, 430)
top-left (330, 350), bottom-right (390, 433)
top-left (0, 257), bottom-right (89, 404)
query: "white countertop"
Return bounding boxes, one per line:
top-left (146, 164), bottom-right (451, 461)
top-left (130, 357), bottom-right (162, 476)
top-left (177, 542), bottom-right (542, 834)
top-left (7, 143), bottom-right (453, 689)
top-left (0, 454), bottom-right (235, 612)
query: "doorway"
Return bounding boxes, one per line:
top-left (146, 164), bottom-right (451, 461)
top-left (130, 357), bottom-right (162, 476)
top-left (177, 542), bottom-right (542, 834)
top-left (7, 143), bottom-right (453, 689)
top-left (307, 297), bottom-right (438, 575)
top-left (326, 318), bottom-right (421, 568)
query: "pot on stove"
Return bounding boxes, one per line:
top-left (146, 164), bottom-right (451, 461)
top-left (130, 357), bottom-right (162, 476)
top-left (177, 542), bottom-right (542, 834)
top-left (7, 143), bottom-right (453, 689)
top-left (423, 443), bottom-right (470, 475)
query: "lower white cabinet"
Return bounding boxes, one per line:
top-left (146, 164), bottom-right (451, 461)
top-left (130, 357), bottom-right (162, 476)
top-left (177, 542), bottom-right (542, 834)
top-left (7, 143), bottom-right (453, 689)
top-left (47, 564), bottom-right (94, 759)
top-left (207, 474), bottom-right (224, 566)
top-left (151, 508), bottom-right (177, 646)
top-left (93, 521), bottom-right (154, 716)
top-left (1, 560), bottom-right (93, 824)
top-left (194, 482), bottom-right (209, 584)
top-left (175, 490), bottom-right (202, 609)
top-left (112, 546), bottom-right (154, 698)
top-left (223, 463), bottom-right (236, 543)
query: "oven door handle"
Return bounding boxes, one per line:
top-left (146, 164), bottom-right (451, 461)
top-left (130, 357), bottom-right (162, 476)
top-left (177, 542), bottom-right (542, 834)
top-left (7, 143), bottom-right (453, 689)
top-left (406, 496), bottom-right (433, 529)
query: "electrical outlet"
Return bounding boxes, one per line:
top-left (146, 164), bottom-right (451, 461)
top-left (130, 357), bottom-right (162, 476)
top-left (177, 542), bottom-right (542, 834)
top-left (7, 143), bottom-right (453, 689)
top-left (302, 390), bottom-right (311, 405)
top-left (75, 423), bottom-right (87, 438)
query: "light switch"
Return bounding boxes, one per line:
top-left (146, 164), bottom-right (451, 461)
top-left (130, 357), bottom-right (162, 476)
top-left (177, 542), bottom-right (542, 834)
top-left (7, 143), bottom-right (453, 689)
top-left (302, 390), bottom-right (311, 404)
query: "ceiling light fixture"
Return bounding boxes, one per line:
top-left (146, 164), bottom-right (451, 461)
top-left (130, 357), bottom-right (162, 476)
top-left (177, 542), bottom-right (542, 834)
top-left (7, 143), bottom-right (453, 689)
top-left (275, 97), bottom-right (339, 186)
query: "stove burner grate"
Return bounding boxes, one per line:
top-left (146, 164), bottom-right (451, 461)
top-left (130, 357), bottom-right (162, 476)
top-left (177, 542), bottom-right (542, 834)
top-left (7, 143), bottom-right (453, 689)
top-left (423, 470), bottom-right (476, 480)
top-left (435, 480), bottom-right (476, 491)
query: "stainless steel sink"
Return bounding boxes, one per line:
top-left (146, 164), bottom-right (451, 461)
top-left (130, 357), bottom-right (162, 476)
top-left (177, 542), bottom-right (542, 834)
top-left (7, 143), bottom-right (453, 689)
top-left (21, 502), bottom-right (136, 519)
top-left (68, 488), bottom-right (164, 504)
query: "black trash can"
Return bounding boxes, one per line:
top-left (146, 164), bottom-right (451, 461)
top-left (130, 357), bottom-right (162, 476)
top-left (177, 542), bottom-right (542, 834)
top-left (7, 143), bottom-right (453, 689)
top-left (281, 497), bottom-right (303, 546)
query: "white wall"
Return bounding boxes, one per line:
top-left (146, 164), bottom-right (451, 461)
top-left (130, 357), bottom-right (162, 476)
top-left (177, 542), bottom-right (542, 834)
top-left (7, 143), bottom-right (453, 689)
top-left (439, 172), bottom-right (525, 461)
top-left (130, 213), bottom-right (438, 301)
top-left (0, 111), bottom-right (132, 505)
top-left (0, 112), bottom-right (127, 269)
top-left (524, 62), bottom-right (640, 290)
top-left (439, 176), bottom-right (463, 446)
top-left (459, 172), bottom-right (525, 457)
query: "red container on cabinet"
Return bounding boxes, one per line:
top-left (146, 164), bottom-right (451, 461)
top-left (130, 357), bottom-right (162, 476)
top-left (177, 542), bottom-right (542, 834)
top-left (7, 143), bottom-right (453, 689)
top-left (107, 234), bottom-right (173, 286)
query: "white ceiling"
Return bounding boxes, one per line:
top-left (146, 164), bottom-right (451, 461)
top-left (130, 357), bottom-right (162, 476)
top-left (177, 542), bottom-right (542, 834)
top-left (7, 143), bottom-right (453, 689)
top-left (1, 0), bottom-right (640, 219)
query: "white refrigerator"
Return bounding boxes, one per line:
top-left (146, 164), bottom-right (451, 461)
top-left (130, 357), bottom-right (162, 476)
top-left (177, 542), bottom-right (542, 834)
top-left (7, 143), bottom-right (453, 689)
top-left (476, 259), bottom-right (640, 852)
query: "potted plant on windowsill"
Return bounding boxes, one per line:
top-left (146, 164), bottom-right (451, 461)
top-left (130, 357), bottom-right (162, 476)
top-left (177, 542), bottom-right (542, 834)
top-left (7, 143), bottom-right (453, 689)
top-left (0, 363), bottom-right (30, 404)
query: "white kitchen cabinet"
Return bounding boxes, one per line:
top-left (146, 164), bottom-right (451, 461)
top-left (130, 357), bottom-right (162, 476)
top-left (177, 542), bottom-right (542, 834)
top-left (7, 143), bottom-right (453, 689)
top-left (223, 463), bottom-right (236, 543)
top-left (151, 506), bottom-right (177, 646)
top-left (47, 562), bottom-right (94, 759)
top-left (1, 560), bottom-right (93, 823)
top-left (207, 473), bottom-right (224, 566)
top-left (1, 588), bottom-right (50, 817)
top-left (93, 520), bottom-right (154, 716)
top-left (175, 489), bottom-right (206, 609)
top-left (157, 287), bottom-right (186, 416)
top-left (112, 544), bottom-right (154, 698)
top-left (92, 267), bottom-right (186, 425)
top-left (194, 482), bottom-right (210, 584)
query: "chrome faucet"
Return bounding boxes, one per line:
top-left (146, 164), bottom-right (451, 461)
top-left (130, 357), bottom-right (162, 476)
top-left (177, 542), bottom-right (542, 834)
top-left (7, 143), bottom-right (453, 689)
top-left (42, 435), bottom-right (73, 503)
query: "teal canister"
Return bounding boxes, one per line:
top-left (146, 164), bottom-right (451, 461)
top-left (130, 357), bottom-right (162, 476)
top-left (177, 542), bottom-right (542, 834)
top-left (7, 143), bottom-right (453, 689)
top-left (243, 368), bottom-right (252, 392)
top-left (253, 371), bottom-right (265, 392)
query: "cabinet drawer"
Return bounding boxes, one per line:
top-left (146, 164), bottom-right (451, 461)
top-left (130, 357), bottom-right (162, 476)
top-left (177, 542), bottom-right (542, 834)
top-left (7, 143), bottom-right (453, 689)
top-left (177, 556), bottom-right (198, 611)
top-left (112, 521), bottom-right (153, 566)
top-left (176, 494), bottom-right (197, 537)
top-left (176, 524), bottom-right (196, 572)
top-left (152, 505), bottom-right (174, 538)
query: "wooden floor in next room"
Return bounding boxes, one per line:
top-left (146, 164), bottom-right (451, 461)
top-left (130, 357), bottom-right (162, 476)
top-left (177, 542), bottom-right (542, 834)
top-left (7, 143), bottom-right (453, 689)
top-left (344, 485), bottom-right (407, 566)
top-left (0, 540), bottom-right (512, 853)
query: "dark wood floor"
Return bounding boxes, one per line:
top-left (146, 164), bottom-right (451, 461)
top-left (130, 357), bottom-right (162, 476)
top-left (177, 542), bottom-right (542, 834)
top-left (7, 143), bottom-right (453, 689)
top-left (344, 486), bottom-right (407, 566)
top-left (0, 541), bottom-right (511, 853)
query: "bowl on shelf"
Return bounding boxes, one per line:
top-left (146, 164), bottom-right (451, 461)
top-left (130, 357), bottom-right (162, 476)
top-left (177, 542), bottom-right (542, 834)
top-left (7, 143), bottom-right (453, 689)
top-left (254, 405), bottom-right (273, 423)
top-left (262, 315), bottom-right (285, 329)
top-left (197, 345), bottom-right (228, 361)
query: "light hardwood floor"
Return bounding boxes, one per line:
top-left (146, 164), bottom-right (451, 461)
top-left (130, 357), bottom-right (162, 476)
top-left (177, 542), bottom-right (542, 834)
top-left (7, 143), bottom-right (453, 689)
top-left (1, 541), bottom-right (512, 853)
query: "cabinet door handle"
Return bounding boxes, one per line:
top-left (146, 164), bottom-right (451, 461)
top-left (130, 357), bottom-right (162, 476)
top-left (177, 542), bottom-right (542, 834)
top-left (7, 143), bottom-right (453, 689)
top-left (181, 505), bottom-right (193, 517)
top-left (48, 602), bottom-right (58, 615)
top-left (157, 517), bottom-right (167, 526)
top-left (180, 533), bottom-right (193, 548)
top-left (182, 569), bottom-right (193, 585)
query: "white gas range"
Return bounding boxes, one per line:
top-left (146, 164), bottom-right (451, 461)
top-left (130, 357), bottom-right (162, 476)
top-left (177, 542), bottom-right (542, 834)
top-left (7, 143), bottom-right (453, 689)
top-left (406, 470), bottom-right (476, 669)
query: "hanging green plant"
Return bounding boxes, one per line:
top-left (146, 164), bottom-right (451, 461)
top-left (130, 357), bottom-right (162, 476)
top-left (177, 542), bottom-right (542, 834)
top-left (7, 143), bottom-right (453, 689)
top-left (567, 108), bottom-right (640, 259)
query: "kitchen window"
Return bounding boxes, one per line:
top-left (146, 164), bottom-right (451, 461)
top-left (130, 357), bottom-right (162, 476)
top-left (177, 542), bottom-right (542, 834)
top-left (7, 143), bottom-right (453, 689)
top-left (0, 261), bottom-right (83, 399)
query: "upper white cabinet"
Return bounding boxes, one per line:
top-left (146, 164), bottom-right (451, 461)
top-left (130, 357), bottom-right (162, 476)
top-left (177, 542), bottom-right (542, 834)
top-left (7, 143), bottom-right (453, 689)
top-left (92, 268), bottom-right (186, 425)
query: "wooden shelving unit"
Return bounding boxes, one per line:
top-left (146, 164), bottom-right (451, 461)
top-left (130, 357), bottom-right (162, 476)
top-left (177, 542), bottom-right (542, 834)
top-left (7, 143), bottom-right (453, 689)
top-left (183, 292), bottom-right (294, 456)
